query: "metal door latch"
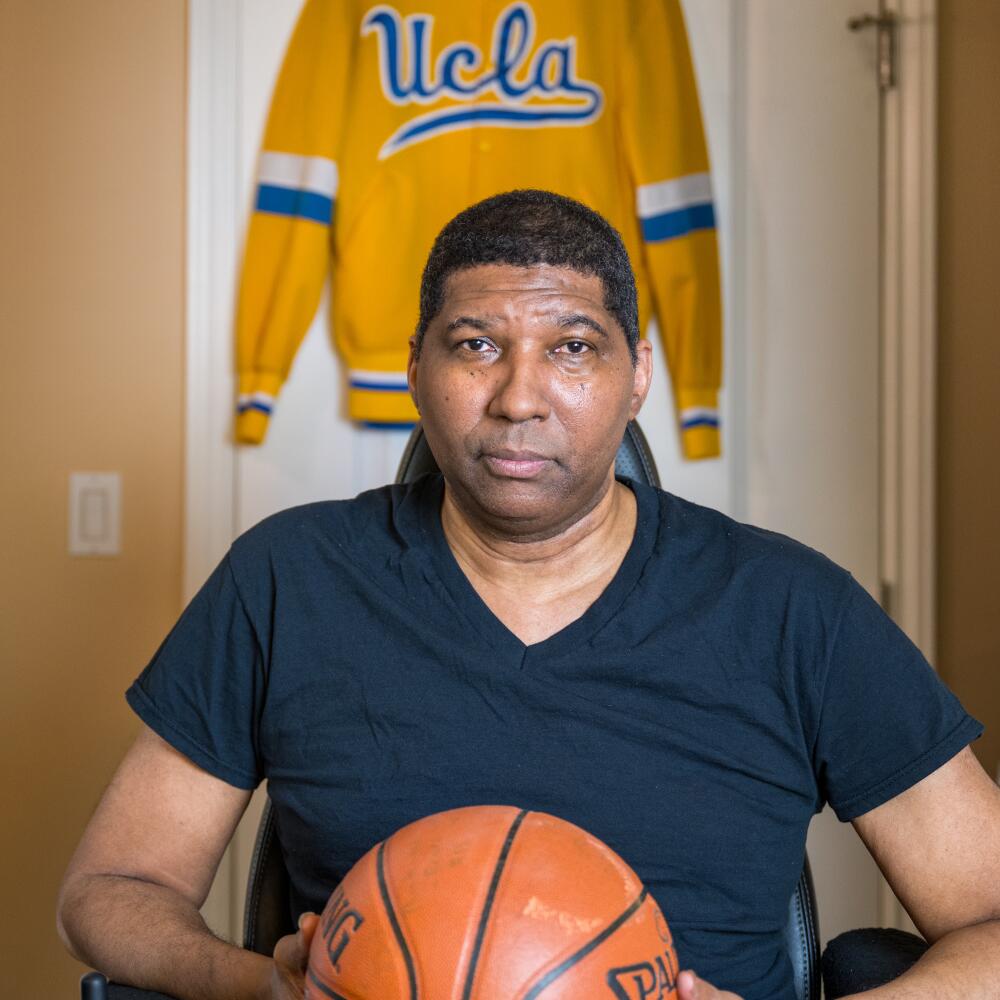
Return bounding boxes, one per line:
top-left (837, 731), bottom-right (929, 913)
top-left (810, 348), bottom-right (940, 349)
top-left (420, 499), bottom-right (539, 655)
top-left (848, 11), bottom-right (899, 91)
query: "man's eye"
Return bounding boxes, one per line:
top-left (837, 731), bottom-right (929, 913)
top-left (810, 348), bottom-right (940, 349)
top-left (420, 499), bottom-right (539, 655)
top-left (557, 340), bottom-right (592, 355)
top-left (463, 338), bottom-right (492, 353)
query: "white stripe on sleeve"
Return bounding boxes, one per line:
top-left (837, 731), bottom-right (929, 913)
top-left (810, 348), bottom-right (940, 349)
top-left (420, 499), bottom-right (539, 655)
top-left (237, 391), bottom-right (276, 408)
top-left (636, 173), bottom-right (713, 219)
top-left (257, 152), bottom-right (339, 199)
top-left (348, 369), bottom-right (410, 387)
top-left (679, 406), bottom-right (719, 426)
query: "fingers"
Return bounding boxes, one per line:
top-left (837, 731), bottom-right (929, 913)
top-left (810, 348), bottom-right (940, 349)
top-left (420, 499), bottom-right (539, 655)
top-left (676, 969), bottom-right (743, 1000)
top-left (273, 911), bottom-right (320, 973)
top-left (677, 970), bottom-right (704, 1000)
top-left (298, 911), bottom-right (320, 950)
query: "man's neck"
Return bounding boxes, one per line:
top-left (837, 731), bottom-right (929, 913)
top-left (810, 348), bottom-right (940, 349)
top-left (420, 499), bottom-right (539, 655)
top-left (440, 477), bottom-right (638, 644)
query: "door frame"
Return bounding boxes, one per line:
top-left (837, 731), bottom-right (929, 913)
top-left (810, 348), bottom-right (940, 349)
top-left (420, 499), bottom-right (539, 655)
top-left (184, 0), bottom-right (939, 940)
top-left (877, 0), bottom-right (939, 928)
top-left (880, 0), bottom-right (938, 664)
top-left (185, 0), bottom-right (241, 935)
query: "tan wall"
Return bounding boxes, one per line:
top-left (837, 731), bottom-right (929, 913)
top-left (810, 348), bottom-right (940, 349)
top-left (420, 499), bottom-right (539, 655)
top-left (937, 3), bottom-right (1000, 780)
top-left (0, 2), bottom-right (186, 994)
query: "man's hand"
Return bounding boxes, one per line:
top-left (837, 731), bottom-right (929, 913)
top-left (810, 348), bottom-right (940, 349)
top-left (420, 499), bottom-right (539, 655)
top-left (676, 970), bottom-right (743, 1000)
top-left (269, 913), bottom-right (320, 999)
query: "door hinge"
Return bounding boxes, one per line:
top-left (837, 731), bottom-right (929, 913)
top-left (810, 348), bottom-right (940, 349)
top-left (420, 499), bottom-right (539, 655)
top-left (848, 10), bottom-right (899, 92)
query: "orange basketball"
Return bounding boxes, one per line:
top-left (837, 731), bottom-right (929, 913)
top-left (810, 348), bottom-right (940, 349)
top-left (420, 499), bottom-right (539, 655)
top-left (305, 805), bottom-right (679, 1000)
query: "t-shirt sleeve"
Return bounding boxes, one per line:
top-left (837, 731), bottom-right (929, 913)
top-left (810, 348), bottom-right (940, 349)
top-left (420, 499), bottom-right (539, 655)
top-left (814, 578), bottom-right (983, 821)
top-left (126, 554), bottom-right (265, 790)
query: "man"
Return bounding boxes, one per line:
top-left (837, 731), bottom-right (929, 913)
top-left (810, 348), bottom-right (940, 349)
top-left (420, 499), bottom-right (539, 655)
top-left (59, 191), bottom-right (1000, 1000)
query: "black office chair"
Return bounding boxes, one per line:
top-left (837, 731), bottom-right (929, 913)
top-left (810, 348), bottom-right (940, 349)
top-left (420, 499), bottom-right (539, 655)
top-left (81, 420), bottom-right (925, 1000)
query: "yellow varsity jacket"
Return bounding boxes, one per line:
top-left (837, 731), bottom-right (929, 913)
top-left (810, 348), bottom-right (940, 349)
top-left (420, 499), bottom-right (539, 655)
top-left (236, 0), bottom-right (723, 459)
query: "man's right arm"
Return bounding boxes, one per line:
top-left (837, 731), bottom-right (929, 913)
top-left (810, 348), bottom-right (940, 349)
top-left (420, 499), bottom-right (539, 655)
top-left (57, 724), bottom-right (290, 1000)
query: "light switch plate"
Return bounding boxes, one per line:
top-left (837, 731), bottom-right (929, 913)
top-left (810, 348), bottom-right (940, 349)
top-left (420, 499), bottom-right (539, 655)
top-left (69, 472), bottom-right (121, 556)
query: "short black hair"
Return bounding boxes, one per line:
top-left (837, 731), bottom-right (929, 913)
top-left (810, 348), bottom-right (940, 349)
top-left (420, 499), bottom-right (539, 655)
top-left (415, 189), bottom-right (639, 363)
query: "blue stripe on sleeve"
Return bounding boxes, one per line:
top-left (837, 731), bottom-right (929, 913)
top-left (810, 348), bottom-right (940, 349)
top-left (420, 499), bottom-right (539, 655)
top-left (255, 184), bottom-right (334, 225)
top-left (237, 400), bottom-right (272, 416)
top-left (641, 202), bottom-right (716, 243)
top-left (349, 379), bottom-right (411, 392)
top-left (681, 415), bottom-right (720, 430)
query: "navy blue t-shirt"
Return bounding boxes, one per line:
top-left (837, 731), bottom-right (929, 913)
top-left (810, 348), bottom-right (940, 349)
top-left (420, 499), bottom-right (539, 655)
top-left (128, 475), bottom-right (980, 999)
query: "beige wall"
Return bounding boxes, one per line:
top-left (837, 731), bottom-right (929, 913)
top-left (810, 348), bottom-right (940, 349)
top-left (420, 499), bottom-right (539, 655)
top-left (937, 2), bottom-right (1000, 779)
top-left (0, 2), bottom-right (186, 994)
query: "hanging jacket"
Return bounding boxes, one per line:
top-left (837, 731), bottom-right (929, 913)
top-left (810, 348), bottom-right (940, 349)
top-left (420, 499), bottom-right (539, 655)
top-left (236, 0), bottom-right (723, 459)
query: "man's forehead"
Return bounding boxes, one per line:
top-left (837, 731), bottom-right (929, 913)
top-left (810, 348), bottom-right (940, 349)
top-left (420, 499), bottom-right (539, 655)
top-left (439, 263), bottom-right (607, 311)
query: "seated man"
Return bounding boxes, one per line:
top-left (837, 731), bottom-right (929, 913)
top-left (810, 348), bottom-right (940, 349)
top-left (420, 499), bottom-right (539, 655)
top-left (58, 190), bottom-right (1000, 1000)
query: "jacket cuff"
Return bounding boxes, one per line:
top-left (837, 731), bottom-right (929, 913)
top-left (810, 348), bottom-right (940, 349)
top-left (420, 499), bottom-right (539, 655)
top-left (677, 388), bottom-right (721, 460)
top-left (235, 372), bottom-right (283, 445)
top-left (347, 371), bottom-right (418, 426)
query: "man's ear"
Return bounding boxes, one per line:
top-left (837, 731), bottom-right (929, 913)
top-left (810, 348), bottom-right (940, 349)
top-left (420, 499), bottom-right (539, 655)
top-left (407, 335), bottom-right (420, 412)
top-left (629, 339), bottom-right (653, 419)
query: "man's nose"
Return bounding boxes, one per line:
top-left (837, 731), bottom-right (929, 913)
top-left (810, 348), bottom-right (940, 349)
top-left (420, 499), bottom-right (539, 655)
top-left (486, 351), bottom-right (551, 423)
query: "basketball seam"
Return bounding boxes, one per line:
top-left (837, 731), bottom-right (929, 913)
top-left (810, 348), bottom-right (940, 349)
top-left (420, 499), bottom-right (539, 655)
top-left (460, 808), bottom-right (530, 1000)
top-left (520, 887), bottom-right (650, 1000)
top-left (307, 967), bottom-right (351, 1000)
top-left (377, 838), bottom-right (419, 1000)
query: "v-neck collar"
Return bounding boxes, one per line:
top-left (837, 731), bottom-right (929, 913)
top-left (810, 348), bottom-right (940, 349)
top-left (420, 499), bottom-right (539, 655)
top-left (411, 473), bottom-right (659, 665)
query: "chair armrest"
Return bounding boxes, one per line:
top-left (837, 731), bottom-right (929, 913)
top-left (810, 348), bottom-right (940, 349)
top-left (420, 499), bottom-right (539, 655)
top-left (821, 928), bottom-right (928, 999)
top-left (80, 972), bottom-right (180, 1000)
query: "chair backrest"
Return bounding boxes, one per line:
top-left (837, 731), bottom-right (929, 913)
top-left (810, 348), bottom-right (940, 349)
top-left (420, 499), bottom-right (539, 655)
top-left (242, 794), bottom-right (291, 957)
top-left (242, 419), bottom-right (820, 1000)
top-left (788, 855), bottom-right (821, 1000)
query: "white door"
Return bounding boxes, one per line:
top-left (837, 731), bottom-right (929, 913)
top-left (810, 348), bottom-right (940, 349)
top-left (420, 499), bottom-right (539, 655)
top-left (190, 0), bottom-right (893, 950)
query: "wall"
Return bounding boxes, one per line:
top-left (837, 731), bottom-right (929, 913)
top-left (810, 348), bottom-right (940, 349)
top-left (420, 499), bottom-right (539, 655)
top-left (0, 2), bottom-right (186, 995)
top-left (937, 2), bottom-right (1000, 779)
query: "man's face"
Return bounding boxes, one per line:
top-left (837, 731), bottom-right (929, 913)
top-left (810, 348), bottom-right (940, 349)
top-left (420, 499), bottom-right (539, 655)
top-left (408, 263), bottom-right (652, 536)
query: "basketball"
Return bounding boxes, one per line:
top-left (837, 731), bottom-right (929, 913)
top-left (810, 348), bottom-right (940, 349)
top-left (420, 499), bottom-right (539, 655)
top-left (304, 805), bottom-right (679, 1000)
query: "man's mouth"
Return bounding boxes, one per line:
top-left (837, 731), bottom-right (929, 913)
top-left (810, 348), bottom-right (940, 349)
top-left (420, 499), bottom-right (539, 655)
top-left (480, 449), bottom-right (552, 479)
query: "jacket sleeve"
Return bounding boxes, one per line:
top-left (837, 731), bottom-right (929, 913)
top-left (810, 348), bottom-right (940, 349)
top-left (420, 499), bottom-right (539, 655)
top-left (235, 0), bottom-right (347, 445)
top-left (620, 0), bottom-right (723, 460)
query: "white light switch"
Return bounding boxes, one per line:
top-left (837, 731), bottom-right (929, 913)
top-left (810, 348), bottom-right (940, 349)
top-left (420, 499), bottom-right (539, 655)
top-left (69, 472), bottom-right (121, 556)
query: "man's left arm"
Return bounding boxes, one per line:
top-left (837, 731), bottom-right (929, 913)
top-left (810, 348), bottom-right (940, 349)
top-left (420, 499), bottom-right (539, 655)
top-left (676, 746), bottom-right (1000, 1000)
top-left (842, 745), bottom-right (1000, 998)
